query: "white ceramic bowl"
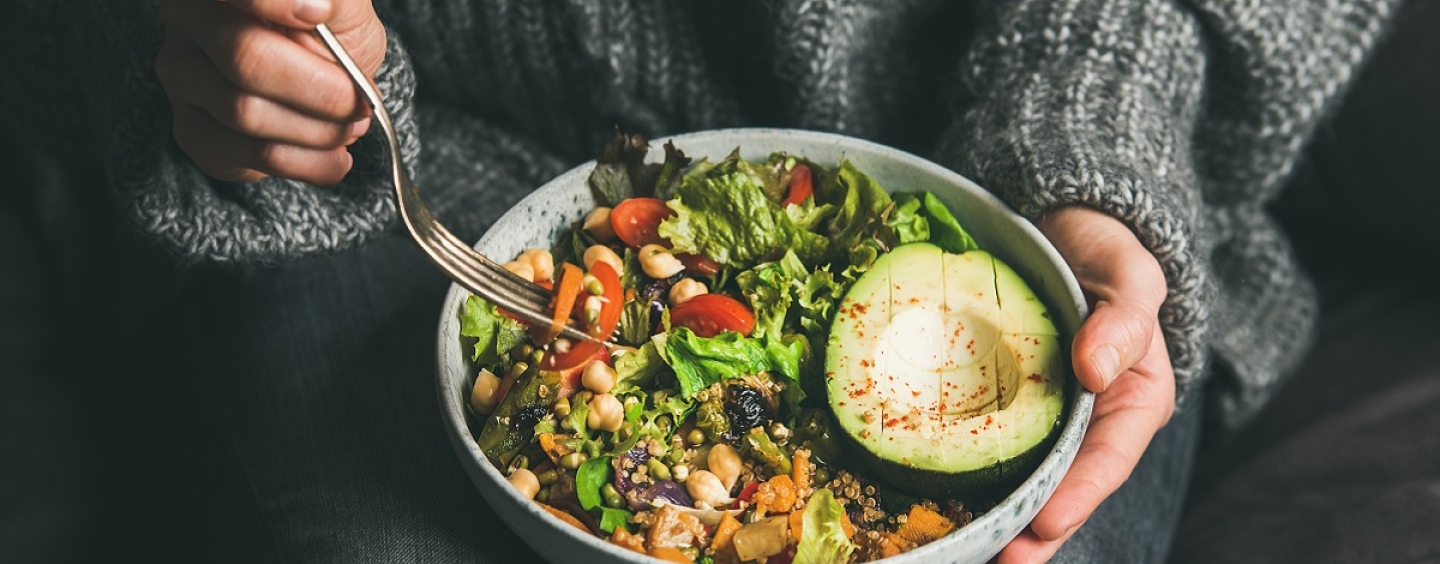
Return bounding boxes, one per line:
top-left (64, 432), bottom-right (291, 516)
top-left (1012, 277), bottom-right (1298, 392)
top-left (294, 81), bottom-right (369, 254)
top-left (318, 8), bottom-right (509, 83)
top-left (436, 128), bottom-right (1093, 564)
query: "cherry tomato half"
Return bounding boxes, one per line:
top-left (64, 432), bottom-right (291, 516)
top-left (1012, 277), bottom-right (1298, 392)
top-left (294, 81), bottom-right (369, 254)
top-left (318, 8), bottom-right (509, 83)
top-left (669, 293), bottom-right (756, 338)
top-left (610, 197), bottom-right (673, 248)
top-left (781, 163), bottom-right (813, 207)
top-left (612, 197), bottom-right (723, 276)
top-left (542, 261), bottom-right (624, 371)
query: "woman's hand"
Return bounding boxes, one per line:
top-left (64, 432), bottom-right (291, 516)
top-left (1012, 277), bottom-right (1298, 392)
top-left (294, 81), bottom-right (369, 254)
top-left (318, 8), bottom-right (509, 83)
top-left (998, 206), bottom-right (1177, 563)
top-left (155, 0), bottom-right (387, 186)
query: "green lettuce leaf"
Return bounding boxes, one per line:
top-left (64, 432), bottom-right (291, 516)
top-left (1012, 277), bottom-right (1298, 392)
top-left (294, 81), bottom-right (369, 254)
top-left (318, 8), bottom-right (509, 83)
top-left (658, 165), bottom-right (829, 271)
top-left (575, 455), bottom-right (612, 511)
top-left (794, 488), bottom-right (857, 564)
top-left (656, 328), bottom-right (768, 399)
top-left (736, 250), bottom-right (846, 343)
top-left (823, 160), bottom-right (895, 249)
top-left (893, 190), bottom-right (979, 254)
top-left (613, 341), bottom-right (667, 394)
top-left (598, 507), bottom-right (633, 534)
top-left (889, 193), bottom-right (931, 246)
top-left (573, 453), bottom-right (635, 533)
top-left (459, 295), bottom-right (528, 366)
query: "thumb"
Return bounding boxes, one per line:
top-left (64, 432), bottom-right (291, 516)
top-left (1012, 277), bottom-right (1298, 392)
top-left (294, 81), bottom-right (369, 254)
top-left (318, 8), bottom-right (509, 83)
top-left (223, 0), bottom-right (335, 28)
top-left (1072, 298), bottom-right (1158, 392)
top-left (1036, 206), bottom-right (1167, 393)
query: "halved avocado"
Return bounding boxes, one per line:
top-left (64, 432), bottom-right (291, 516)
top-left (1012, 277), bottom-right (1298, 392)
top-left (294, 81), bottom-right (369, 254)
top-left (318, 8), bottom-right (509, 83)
top-left (824, 243), bottom-right (1065, 499)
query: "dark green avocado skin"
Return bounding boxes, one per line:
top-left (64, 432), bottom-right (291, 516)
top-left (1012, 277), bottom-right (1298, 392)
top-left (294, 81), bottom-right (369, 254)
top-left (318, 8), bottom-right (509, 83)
top-left (840, 410), bottom-right (1063, 501)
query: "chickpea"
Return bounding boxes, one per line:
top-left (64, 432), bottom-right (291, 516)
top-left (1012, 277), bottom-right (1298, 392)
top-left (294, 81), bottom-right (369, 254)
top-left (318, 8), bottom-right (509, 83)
top-left (707, 443), bottom-right (743, 491)
top-left (508, 467), bottom-right (540, 500)
top-left (668, 278), bottom-right (708, 306)
top-left (517, 248), bottom-right (555, 282)
top-left (581, 360), bottom-right (617, 394)
top-left (638, 244), bottom-right (685, 279)
top-left (583, 244), bottom-right (624, 275)
top-left (587, 393), bottom-right (624, 433)
top-left (469, 369), bottom-right (503, 415)
top-left (502, 260), bottom-right (536, 282)
top-left (672, 464), bottom-right (691, 482)
top-left (582, 207), bottom-right (617, 243)
top-left (685, 470), bottom-right (733, 507)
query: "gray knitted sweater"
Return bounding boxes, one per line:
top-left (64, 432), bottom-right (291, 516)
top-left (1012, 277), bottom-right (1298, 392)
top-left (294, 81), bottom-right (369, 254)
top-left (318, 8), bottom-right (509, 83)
top-left (1, 0), bottom-right (1399, 428)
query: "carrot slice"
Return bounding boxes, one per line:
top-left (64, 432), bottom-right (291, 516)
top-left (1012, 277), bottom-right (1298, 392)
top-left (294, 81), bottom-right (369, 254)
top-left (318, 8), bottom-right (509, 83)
top-left (537, 262), bottom-right (583, 344)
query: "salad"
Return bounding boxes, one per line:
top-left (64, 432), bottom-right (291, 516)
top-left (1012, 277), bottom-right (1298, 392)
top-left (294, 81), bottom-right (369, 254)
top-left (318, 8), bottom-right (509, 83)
top-left (460, 133), bottom-right (1060, 563)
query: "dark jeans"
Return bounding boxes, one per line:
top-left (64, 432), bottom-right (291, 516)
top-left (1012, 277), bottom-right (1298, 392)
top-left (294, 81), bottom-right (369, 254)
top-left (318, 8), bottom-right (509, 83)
top-left (164, 231), bottom-right (537, 563)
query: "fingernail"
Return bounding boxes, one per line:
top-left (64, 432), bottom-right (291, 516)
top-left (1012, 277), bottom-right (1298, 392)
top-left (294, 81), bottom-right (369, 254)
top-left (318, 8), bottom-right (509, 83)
top-left (349, 117), bottom-right (371, 139)
top-left (1092, 345), bottom-right (1120, 388)
top-left (293, 0), bottom-right (330, 25)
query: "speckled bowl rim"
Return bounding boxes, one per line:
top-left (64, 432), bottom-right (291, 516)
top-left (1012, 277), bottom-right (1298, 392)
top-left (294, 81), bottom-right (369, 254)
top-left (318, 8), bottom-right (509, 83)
top-left (436, 128), bottom-right (1094, 564)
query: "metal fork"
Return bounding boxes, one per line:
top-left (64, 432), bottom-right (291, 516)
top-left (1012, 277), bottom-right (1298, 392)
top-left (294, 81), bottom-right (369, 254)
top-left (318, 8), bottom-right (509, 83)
top-left (314, 24), bottom-right (601, 346)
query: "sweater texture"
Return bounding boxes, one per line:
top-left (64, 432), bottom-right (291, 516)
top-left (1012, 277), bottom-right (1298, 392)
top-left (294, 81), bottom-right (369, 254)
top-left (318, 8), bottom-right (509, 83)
top-left (0, 0), bottom-right (1400, 428)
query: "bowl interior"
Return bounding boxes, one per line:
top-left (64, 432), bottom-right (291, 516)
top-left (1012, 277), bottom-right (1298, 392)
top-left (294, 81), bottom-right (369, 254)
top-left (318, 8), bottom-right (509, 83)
top-left (436, 128), bottom-right (1093, 564)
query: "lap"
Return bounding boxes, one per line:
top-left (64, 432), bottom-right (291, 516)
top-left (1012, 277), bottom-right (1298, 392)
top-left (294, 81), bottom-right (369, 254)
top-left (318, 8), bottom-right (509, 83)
top-left (1051, 388), bottom-right (1206, 564)
top-left (173, 230), bottom-right (538, 563)
top-left (1172, 279), bottom-right (1440, 564)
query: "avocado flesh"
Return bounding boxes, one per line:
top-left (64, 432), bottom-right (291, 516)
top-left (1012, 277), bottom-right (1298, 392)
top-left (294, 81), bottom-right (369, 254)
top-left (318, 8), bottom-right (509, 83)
top-left (825, 243), bottom-right (1065, 499)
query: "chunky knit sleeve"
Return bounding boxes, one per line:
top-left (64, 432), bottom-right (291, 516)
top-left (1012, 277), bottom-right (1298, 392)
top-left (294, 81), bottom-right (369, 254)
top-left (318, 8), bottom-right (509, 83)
top-left (939, 0), bottom-right (1213, 398)
top-left (938, 0), bottom-right (1398, 425)
top-left (106, 28), bottom-right (420, 265)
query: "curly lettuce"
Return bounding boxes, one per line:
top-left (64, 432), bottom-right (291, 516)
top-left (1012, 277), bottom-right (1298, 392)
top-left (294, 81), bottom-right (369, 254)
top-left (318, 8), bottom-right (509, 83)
top-left (658, 159), bottom-right (829, 271)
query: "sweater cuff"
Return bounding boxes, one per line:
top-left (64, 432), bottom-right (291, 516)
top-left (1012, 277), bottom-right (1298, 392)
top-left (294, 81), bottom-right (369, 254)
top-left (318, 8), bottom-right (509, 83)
top-left (935, 0), bottom-right (1213, 399)
top-left (110, 28), bottom-right (419, 265)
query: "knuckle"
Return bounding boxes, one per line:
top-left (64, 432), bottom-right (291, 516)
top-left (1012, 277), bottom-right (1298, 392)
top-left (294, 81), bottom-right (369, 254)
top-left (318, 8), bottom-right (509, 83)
top-left (223, 28), bottom-right (274, 91)
top-left (1099, 303), bottom-right (1154, 355)
top-left (227, 94), bottom-right (267, 133)
top-left (308, 72), bottom-right (358, 119)
top-left (251, 141), bottom-right (288, 173)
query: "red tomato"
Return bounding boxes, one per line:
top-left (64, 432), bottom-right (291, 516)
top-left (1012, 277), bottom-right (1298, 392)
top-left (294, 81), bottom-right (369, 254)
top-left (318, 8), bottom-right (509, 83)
top-left (542, 261), bottom-right (625, 371)
top-left (610, 197), bottom-right (673, 248)
top-left (677, 253), bottom-right (722, 277)
top-left (737, 481), bottom-right (761, 503)
top-left (613, 197), bottom-right (724, 276)
top-left (781, 163), bottom-right (813, 207)
top-left (669, 294), bottom-right (756, 338)
top-left (555, 347), bottom-right (607, 398)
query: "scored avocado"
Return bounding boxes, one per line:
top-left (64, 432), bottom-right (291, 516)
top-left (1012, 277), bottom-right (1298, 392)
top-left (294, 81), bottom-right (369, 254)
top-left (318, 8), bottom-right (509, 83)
top-left (824, 243), bottom-right (1066, 500)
